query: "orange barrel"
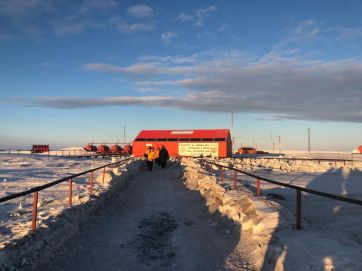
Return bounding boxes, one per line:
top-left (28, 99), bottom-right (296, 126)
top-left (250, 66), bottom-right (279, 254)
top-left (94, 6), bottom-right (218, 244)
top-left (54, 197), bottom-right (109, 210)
top-left (110, 145), bottom-right (123, 154)
top-left (97, 145), bottom-right (110, 154)
top-left (123, 145), bottom-right (132, 155)
top-left (84, 144), bottom-right (97, 152)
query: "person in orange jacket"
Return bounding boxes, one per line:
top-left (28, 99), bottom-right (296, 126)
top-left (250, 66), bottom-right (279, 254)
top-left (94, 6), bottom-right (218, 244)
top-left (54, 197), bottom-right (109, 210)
top-left (144, 146), bottom-right (155, 171)
top-left (154, 147), bottom-right (160, 166)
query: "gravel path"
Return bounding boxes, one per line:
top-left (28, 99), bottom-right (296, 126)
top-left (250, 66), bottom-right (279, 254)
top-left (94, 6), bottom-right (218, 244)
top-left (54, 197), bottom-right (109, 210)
top-left (38, 163), bottom-right (253, 271)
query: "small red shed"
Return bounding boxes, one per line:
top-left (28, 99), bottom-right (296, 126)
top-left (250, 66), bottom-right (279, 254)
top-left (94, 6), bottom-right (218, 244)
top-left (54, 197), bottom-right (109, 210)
top-left (132, 129), bottom-right (232, 158)
top-left (32, 145), bottom-right (49, 153)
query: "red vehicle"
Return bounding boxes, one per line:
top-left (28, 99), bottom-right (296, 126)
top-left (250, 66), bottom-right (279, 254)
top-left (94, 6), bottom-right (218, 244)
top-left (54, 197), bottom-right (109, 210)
top-left (123, 145), bottom-right (132, 155)
top-left (132, 129), bottom-right (231, 158)
top-left (32, 145), bottom-right (49, 153)
top-left (238, 147), bottom-right (257, 155)
top-left (110, 145), bottom-right (123, 154)
top-left (84, 144), bottom-right (97, 152)
top-left (97, 145), bottom-right (110, 154)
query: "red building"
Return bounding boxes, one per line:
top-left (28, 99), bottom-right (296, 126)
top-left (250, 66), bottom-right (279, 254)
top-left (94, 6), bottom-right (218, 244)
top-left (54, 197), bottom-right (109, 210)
top-left (32, 145), bottom-right (49, 153)
top-left (132, 129), bottom-right (232, 158)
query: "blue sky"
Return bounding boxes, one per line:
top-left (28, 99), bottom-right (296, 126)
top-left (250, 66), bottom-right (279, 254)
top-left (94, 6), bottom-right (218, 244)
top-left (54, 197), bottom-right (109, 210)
top-left (1, 0), bottom-right (362, 151)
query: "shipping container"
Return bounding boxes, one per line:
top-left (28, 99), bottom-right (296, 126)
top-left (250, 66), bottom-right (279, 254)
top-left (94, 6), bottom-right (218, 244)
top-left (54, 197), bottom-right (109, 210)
top-left (32, 145), bottom-right (49, 153)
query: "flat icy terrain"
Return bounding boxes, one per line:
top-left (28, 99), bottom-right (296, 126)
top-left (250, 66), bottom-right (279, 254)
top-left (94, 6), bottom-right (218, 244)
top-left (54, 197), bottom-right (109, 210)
top-left (0, 154), bottom-right (111, 247)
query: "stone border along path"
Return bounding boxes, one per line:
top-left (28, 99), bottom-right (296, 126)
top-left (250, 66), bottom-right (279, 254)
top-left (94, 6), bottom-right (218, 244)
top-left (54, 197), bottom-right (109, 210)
top-left (35, 160), bottom-right (256, 271)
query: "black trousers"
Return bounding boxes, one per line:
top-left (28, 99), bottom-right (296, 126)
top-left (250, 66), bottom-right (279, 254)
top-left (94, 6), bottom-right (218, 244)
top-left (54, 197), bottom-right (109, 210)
top-left (146, 160), bottom-right (153, 171)
top-left (160, 160), bottom-right (167, 169)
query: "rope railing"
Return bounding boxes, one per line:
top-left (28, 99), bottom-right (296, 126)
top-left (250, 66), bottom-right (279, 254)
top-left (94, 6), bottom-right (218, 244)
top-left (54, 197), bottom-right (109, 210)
top-left (200, 159), bottom-right (362, 229)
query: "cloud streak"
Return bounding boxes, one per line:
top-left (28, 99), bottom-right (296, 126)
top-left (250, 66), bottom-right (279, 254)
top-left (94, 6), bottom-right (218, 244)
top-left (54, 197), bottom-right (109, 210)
top-left (12, 52), bottom-right (362, 123)
top-left (176, 5), bottom-right (217, 26)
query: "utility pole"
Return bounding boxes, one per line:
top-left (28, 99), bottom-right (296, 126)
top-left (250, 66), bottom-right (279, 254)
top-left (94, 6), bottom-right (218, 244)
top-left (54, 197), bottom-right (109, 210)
top-left (279, 135), bottom-right (281, 154)
top-left (231, 112), bottom-right (235, 152)
top-left (123, 125), bottom-right (126, 145)
top-left (272, 142), bottom-right (275, 153)
top-left (307, 128), bottom-right (311, 153)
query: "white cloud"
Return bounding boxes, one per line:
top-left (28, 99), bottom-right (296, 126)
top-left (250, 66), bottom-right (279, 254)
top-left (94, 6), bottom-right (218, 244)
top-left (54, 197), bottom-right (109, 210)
top-left (338, 27), bottom-right (362, 40)
top-left (53, 21), bottom-right (87, 37)
top-left (43, 51), bottom-right (362, 123)
top-left (82, 63), bottom-right (158, 75)
top-left (0, 0), bottom-right (49, 19)
top-left (175, 5), bottom-right (217, 26)
top-left (175, 12), bottom-right (194, 22)
top-left (161, 31), bottom-right (178, 45)
top-left (85, 0), bottom-right (118, 11)
top-left (110, 18), bottom-right (155, 32)
top-left (290, 20), bottom-right (322, 39)
top-left (127, 4), bottom-right (154, 19)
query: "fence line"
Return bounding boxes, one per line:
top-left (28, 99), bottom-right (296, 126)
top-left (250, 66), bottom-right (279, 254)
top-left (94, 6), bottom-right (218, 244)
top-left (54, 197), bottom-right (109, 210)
top-left (0, 156), bottom-right (134, 233)
top-left (200, 159), bottom-right (362, 230)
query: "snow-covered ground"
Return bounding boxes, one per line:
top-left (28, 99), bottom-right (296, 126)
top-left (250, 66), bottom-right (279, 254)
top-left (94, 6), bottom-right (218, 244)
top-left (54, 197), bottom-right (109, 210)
top-left (0, 153), bottom-right (128, 249)
top-left (208, 155), bottom-right (362, 270)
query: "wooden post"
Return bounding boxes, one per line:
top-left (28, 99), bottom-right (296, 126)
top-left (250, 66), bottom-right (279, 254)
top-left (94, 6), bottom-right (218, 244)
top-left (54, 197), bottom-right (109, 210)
top-left (256, 179), bottom-right (261, 196)
top-left (220, 167), bottom-right (224, 183)
top-left (31, 192), bottom-right (39, 232)
top-left (90, 172), bottom-right (93, 195)
top-left (102, 167), bottom-right (106, 184)
top-left (69, 178), bottom-right (73, 207)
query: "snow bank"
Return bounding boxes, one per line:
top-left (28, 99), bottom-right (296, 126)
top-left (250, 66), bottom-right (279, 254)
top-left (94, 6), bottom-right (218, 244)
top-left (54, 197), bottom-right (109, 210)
top-left (181, 158), bottom-right (293, 269)
top-left (206, 157), bottom-right (362, 270)
top-left (0, 159), bottom-right (142, 270)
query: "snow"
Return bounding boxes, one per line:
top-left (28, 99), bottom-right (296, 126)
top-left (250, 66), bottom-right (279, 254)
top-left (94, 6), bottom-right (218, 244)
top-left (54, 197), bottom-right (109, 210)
top-left (1, 151), bottom-right (362, 270)
top-left (0, 153), bottom-right (133, 250)
top-left (210, 154), bottom-right (362, 270)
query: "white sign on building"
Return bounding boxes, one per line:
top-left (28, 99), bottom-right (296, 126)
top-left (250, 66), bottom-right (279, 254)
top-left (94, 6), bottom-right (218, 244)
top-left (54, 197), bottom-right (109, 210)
top-left (178, 143), bottom-right (219, 157)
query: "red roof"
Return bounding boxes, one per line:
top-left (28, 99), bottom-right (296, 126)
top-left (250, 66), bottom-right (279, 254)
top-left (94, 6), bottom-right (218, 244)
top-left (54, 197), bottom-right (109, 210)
top-left (134, 129), bottom-right (230, 139)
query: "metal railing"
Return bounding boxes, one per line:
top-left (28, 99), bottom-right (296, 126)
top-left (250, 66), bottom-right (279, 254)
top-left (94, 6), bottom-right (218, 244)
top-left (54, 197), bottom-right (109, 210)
top-left (232, 155), bottom-right (362, 166)
top-left (0, 149), bottom-right (128, 158)
top-left (0, 156), bottom-right (134, 233)
top-left (200, 159), bottom-right (362, 230)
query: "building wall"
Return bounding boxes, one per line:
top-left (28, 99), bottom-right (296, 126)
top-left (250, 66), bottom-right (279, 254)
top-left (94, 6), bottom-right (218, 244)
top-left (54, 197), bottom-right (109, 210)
top-left (133, 141), bottom-right (230, 158)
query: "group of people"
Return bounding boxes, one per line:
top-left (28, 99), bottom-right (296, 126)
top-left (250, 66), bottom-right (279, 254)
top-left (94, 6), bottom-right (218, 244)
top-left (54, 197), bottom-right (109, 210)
top-left (144, 145), bottom-right (169, 171)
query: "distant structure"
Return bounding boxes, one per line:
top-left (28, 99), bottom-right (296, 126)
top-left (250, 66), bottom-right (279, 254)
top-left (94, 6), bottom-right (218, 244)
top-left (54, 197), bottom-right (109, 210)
top-left (132, 129), bottom-right (232, 158)
top-left (237, 147), bottom-right (256, 155)
top-left (31, 144), bottom-right (49, 153)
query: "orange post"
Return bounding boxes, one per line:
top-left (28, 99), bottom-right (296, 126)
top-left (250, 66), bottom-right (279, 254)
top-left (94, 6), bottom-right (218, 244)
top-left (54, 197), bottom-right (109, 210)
top-left (256, 179), bottom-right (261, 196)
top-left (234, 170), bottom-right (237, 190)
top-left (69, 178), bottom-right (73, 207)
top-left (102, 167), bottom-right (106, 184)
top-left (90, 171), bottom-right (93, 195)
top-left (31, 192), bottom-right (39, 232)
